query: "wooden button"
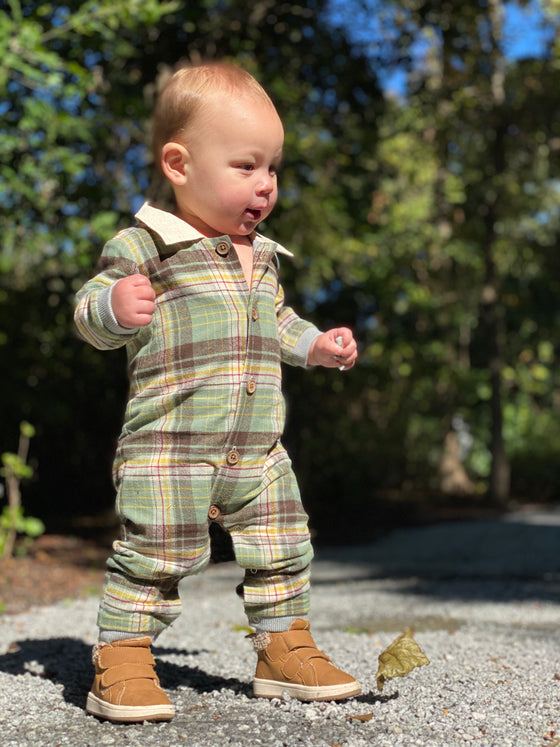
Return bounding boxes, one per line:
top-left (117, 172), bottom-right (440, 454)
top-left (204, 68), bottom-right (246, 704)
top-left (216, 241), bottom-right (230, 257)
top-left (246, 379), bottom-right (257, 395)
top-left (208, 505), bottom-right (221, 520)
top-left (226, 448), bottom-right (240, 465)
top-left (251, 306), bottom-right (259, 321)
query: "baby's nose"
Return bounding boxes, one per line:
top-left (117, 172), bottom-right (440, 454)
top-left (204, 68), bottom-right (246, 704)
top-left (256, 174), bottom-right (274, 194)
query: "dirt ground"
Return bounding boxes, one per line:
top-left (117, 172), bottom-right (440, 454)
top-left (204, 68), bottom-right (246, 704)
top-left (0, 523), bottom-right (235, 615)
top-left (0, 534), bottom-right (109, 615)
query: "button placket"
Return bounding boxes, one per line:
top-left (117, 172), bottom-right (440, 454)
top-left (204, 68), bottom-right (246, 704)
top-left (208, 505), bottom-right (221, 520)
top-left (226, 447), bottom-right (240, 466)
top-left (215, 241), bottom-right (230, 257)
top-left (246, 378), bottom-right (257, 395)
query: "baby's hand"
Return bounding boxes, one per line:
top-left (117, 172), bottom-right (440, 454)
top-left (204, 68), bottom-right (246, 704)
top-left (111, 274), bottom-right (156, 329)
top-left (307, 328), bottom-right (358, 370)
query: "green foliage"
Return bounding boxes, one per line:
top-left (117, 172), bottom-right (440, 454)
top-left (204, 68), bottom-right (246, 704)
top-left (326, 0), bottom-right (560, 507)
top-left (1, 452), bottom-right (33, 482)
top-left (0, 506), bottom-right (45, 555)
top-left (0, 0), bottom-right (180, 284)
top-left (0, 422), bottom-right (44, 557)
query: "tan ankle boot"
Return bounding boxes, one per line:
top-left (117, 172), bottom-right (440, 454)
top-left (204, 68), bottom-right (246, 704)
top-left (86, 637), bottom-right (175, 722)
top-left (252, 619), bottom-right (361, 701)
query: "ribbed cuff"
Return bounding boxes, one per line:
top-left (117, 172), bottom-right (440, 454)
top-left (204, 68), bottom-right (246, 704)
top-left (247, 615), bottom-right (299, 633)
top-left (98, 283), bottom-right (139, 336)
top-left (99, 630), bottom-right (154, 643)
top-left (296, 327), bottom-right (322, 367)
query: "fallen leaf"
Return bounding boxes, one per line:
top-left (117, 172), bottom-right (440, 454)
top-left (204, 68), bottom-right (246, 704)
top-left (232, 623), bottom-right (253, 634)
top-left (376, 629), bottom-right (430, 692)
top-left (347, 713), bottom-right (374, 722)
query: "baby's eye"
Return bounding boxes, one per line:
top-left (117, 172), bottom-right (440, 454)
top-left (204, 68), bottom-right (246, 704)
top-left (238, 164), bottom-right (255, 171)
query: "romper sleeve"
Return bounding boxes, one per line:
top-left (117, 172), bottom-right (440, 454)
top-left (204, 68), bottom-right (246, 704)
top-left (74, 230), bottom-right (146, 350)
top-left (275, 281), bottom-right (322, 368)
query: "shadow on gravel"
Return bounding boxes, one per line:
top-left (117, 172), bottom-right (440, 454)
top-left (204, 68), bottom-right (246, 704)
top-left (0, 638), bottom-right (92, 708)
top-left (313, 515), bottom-right (560, 602)
top-left (354, 690), bottom-right (399, 706)
top-left (0, 638), bottom-right (250, 708)
top-left (154, 646), bottom-right (252, 697)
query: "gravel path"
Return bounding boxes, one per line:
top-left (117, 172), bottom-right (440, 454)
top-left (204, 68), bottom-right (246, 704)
top-left (0, 508), bottom-right (559, 746)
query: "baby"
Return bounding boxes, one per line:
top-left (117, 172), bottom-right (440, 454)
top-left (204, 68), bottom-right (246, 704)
top-left (74, 61), bottom-right (359, 723)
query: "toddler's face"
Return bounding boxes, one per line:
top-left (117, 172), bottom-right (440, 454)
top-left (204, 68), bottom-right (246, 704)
top-left (174, 95), bottom-right (284, 238)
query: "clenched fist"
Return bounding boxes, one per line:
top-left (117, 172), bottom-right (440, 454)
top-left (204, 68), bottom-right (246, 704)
top-left (112, 274), bottom-right (156, 329)
top-left (307, 328), bottom-right (358, 370)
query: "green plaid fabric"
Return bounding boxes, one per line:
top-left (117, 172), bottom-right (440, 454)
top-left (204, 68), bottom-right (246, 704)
top-left (74, 204), bottom-right (318, 636)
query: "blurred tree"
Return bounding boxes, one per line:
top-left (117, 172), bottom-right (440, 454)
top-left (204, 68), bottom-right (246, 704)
top-left (328, 0), bottom-right (560, 507)
top-left (0, 0), bottom-right (182, 523)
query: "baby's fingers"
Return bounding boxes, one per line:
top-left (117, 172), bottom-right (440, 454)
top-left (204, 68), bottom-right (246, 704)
top-left (129, 274), bottom-right (156, 301)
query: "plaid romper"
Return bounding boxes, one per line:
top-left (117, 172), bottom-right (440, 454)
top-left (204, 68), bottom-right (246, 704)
top-left (74, 203), bottom-right (320, 637)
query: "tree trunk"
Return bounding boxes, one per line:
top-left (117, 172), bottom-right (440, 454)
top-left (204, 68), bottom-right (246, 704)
top-left (483, 0), bottom-right (510, 507)
top-left (481, 210), bottom-right (510, 506)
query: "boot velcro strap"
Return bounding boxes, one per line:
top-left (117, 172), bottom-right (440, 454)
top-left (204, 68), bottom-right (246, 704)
top-left (98, 646), bottom-right (156, 670)
top-left (281, 629), bottom-right (318, 651)
top-left (100, 662), bottom-right (159, 689)
top-left (281, 646), bottom-right (330, 679)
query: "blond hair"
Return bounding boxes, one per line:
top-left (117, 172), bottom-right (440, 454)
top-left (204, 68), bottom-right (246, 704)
top-left (152, 62), bottom-right (275, 169)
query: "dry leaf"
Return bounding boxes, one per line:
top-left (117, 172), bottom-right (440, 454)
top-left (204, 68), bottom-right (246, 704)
top-left (376, 629), bottom-right (430, 691)
top-left (347, 713), bottom-right (374, 722)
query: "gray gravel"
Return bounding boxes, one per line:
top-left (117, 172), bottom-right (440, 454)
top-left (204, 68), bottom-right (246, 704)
top-left (1, 507), bottom-right (559, 746)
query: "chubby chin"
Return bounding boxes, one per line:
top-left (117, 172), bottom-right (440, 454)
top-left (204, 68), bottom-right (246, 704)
top-left (234, 218), bottom-right (263, 235)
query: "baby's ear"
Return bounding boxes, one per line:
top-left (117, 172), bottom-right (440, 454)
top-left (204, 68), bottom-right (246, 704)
top-left (161, 142), bottom-right (189, 185)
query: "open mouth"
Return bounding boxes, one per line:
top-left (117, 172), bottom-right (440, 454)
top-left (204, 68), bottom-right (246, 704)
top-left (245, 208), bottom-right (262, 221)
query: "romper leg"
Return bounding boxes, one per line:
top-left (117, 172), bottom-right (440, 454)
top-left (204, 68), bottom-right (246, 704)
top-left (223, 448), bottom-right (314, 621)
top-left (98, 460), bottom-right (213, 638)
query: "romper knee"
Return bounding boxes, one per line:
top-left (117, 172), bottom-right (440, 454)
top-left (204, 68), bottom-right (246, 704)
top-left (109, 539), bottom-right (211, 582)
top-left (229, 525), bottom-right (313, 575)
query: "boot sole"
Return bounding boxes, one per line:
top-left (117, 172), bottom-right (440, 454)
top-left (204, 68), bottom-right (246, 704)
top-left (253, 677), bottom-right (361, 701)
top-left (86, 692), bottom-right (175, 722)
